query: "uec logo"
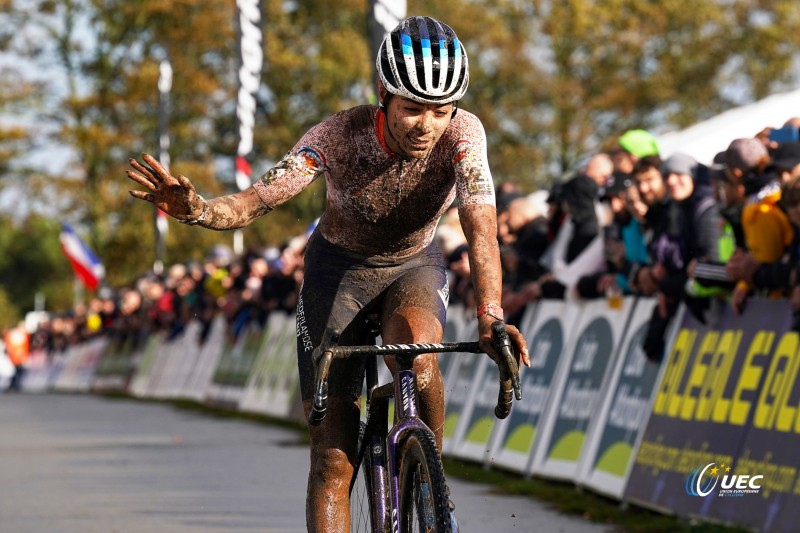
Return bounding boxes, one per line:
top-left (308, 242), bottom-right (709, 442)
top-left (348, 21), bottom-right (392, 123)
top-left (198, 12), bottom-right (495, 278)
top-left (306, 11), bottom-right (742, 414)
top-left (686, 463), bottom-right (763, 497)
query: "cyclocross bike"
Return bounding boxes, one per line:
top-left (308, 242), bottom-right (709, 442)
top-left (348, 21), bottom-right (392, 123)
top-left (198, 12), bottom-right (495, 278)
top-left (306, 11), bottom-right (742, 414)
top-left (308, 320), bottom-right (522, 533)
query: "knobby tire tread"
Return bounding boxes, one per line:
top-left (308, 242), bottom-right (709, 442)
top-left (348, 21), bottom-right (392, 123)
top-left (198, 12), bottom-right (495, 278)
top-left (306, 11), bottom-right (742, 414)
top-left (398, 429), bottom-right (451, 533)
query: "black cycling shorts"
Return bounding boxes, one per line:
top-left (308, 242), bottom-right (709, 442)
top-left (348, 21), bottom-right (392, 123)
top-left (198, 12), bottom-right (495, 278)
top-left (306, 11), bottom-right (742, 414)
top-left (296, 231), bottom-right (449, 402)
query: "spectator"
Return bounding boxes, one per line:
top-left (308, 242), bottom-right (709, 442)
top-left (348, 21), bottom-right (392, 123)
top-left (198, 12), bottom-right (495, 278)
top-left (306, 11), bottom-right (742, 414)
top-left (726, 175), bottom-right (800, 305)
top-left (612, 129), bottom-right (660, 174)
top-left (4, 323), bottom-right (30, 391)
top-left (724, 139), bottom-right (794, 313)
top-left (767, 142), bottom-right (800, 184)
top-left (446, 244), bottom-right (474, 308)
top-left (577, 172), bottom-right (648, 299)
top-left (640, 153), bottom-right (720, 362)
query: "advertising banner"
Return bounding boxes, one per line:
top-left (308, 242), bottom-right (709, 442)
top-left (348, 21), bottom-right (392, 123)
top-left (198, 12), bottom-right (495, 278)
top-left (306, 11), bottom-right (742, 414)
top-left (487, 301), bottom-right (581, 473)
top-left (240, 312), bottom-right (301, 418)
top-left (529, 297), bottom-right (634, 481)
top-left (624, 298), bottom-right (800, 532)
top-left (442, 350), bottom-right (483, 455)
top-left (577, 297), bottom-right (663, 498)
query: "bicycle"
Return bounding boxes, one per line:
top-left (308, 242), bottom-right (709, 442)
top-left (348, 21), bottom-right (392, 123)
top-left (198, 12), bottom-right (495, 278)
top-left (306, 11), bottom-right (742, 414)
top-left (308, 319), bottom-right (522, 533)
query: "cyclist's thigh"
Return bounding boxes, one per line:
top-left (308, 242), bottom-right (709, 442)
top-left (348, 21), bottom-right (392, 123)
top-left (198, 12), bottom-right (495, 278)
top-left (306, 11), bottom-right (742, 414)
top-left (381, 262), bottom-right (448, 341)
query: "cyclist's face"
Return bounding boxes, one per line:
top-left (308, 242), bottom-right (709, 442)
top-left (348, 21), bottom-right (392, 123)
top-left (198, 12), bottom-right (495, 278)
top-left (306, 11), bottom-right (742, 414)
top-left (384, 96), bottom-right (454, 159)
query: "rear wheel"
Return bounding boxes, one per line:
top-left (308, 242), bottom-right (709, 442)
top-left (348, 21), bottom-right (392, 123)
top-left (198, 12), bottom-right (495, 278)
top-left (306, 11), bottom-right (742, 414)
top-left (350, 421), bottom-right (376, 532)
top-left (398, 429), bottom-right (452, 533)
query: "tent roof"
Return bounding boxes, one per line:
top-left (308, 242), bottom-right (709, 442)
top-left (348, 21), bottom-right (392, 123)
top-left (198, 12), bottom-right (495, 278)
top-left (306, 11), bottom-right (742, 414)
top-left (656, 88), bottom-right (800, 165)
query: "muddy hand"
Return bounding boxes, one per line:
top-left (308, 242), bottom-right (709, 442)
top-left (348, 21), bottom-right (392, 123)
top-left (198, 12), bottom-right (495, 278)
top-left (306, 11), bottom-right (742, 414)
top-left (478, 320), bottom-right (531, 368)
top-left (126, 152), bottom-right (205, 222)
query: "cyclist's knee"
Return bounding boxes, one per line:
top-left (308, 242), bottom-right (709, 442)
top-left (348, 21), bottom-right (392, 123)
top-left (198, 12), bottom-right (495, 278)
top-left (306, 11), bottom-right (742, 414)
top-left (415, 354), bottom-right (443, 391)
top-left (309, 446), bottom-right (353, 488)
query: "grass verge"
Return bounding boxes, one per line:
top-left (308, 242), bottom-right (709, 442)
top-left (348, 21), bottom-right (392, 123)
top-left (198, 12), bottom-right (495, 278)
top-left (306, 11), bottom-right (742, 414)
top-left (442, 457), bottom-right (753, 533)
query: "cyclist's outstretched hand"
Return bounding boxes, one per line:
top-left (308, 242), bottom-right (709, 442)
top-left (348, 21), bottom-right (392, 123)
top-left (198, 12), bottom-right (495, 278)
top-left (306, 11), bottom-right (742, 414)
top-left (478, 317), bottom-right (531, 368)
top-left (126, 152), bottom-right (206, 223)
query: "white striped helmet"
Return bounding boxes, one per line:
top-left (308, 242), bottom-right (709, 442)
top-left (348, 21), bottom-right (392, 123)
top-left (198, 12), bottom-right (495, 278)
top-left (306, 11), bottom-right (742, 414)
top-left (377, 16), bottom-right (469, 105)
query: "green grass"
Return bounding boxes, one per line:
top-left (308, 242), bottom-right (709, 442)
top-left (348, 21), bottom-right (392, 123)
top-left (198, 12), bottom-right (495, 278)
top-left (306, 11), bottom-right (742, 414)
top-left (442, 457), bottom-right (753, 533)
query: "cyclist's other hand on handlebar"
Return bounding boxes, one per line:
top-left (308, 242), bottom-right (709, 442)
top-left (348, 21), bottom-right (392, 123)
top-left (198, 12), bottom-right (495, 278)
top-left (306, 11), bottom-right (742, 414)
top-left (477, 316), bottom-right (531, 368)
top-left (126, 152), bottom-right (206, 223)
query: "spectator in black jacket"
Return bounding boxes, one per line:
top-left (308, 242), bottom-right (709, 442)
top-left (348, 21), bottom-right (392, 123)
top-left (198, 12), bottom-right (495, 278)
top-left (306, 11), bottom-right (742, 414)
top-left (641, 153), bottom-right (721, 362)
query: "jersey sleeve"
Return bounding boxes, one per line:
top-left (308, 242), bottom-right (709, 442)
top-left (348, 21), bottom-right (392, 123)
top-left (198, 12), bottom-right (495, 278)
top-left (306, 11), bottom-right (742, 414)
top-left (252, 123), bottom-right (329, 210)
top-left (451, 113), bottom-right (495, 208)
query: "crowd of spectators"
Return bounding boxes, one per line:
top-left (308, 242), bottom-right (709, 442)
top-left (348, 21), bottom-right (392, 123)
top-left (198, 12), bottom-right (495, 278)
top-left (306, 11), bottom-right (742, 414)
top-left (12, 116), bottom-right (800, 367)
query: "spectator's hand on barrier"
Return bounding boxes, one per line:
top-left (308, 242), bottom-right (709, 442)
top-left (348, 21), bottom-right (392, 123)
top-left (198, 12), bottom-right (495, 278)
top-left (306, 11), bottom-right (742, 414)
top-left (791, 285), bottom-right (800, 310)
top-left (633, 266), bottom-right (660, 296)
top-left (731, 285), bottom-right (749, 315)
top-left (725, 249), bottom-right (758, 285)
top-left (687, 259), bottom-right (698, 279)
top-left (596, 274), bottom-right (618, 295)
top-left (127, 153), bottom-right (206, 223)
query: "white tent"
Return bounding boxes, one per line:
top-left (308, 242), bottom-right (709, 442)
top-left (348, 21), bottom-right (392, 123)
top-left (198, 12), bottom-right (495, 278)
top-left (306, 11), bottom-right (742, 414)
top-left (656, 88), bottom-right (800, 165)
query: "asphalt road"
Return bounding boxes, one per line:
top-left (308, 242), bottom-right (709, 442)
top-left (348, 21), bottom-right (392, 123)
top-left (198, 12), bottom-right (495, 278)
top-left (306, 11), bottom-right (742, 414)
top-left (0, 393), bottom-right (613, 533)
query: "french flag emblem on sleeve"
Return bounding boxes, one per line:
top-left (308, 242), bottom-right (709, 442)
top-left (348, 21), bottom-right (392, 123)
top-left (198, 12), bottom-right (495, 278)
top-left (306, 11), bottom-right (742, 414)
top-left (60, 223), bottom-right (105, 290)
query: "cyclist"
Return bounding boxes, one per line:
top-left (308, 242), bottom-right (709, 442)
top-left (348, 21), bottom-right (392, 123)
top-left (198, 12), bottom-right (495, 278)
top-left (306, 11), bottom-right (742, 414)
top-left (126, 15), bottom-right (530, 532)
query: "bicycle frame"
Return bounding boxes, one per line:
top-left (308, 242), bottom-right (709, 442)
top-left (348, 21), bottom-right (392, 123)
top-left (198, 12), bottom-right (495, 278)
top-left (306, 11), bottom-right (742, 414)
top-left (360, 353), bottom-right (439, 532)
top-left (309, 321), bottom-right (521, 532)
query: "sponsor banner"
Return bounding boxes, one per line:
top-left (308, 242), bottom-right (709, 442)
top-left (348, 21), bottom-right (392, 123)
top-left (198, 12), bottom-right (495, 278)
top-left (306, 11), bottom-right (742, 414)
top-left (488, 301), bottom-right (580, 473)
top-left (52, 337), bottom-right (108, 392)
top-left (442, 316), bottom-right (482, 456)
top-left (19, 349), bottom-right (52, 393)
top-left (181, 316), bottom-right (227, 401)
top-left (577, 298), bottom-right (663, 498)
top-left (128, 334), bottom-right (167, 398)
top-left (206, 321), bottom-right (264, 407)
top-left (240, 312), bottom-right (301, 418)
top-left (624, 298), bottom-right (800, 531)
top-left (529, 298), bottom-right (634, 481)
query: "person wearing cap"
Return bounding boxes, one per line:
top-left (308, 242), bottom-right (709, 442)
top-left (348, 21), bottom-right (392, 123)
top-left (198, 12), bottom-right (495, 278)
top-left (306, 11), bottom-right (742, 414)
top-left (576, 172), bottom-right (648, 299)
top-left (639, 153), bottom-right (720, 362)
top-left (768, 142), bottom-right (800, 184)
top-left (726, 176), bottom-right (800, 310)
top-left (613, 129), bottom-right (661, 174)
top-left (723, 138), bottom-right (794, 313)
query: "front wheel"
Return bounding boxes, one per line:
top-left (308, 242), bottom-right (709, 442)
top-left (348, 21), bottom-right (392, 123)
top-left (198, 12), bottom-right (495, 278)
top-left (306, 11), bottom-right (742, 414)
top-left (398, 429), bottom-right (452, 533)
top-left (350, 422), bottom-right (376, 532)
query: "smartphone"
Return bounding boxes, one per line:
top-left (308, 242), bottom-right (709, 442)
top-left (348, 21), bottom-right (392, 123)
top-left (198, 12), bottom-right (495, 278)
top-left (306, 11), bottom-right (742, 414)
top-left (769, 125), bottom-right (800, 144)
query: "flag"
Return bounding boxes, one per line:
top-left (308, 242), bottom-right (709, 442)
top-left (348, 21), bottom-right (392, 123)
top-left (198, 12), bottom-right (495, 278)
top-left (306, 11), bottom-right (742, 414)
top-left (60, 223), bottom-right (105, 290)
top-left (234, 0), bottom-right (263, 191)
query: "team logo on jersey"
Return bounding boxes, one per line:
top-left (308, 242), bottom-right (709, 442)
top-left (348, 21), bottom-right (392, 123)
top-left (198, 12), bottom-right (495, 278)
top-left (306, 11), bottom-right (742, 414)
top-left (295, 146), bottom-right (327, 175)
top-left (452, 140), bottom-right (473, 167)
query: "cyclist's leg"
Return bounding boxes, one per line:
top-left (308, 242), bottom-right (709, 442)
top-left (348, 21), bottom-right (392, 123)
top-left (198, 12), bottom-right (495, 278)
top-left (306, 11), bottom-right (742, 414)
top-left (298, 237), bottom-right (376, 532)
top-left (380, 263), bottom-right (448, 449)
top-left (303, 397), bottom-right (360, 533)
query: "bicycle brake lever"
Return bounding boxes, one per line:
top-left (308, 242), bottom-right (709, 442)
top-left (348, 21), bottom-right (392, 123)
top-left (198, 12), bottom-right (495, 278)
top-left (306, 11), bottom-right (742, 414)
top-left (491, 321), bottom-right (522, 401)
top-left (309, 328), bottom-right (340, 426)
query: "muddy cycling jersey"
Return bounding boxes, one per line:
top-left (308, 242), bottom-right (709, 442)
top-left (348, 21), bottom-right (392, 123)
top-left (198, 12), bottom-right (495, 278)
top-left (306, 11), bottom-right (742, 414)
top-left (252, 105), bottom-right (495, 258)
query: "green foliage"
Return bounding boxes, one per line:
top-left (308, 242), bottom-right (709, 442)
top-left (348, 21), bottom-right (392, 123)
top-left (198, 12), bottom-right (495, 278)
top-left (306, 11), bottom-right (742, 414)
top-left (0, 214), bottom-right (74, 318)
top-left (1, 0), bottom-right (800, 315)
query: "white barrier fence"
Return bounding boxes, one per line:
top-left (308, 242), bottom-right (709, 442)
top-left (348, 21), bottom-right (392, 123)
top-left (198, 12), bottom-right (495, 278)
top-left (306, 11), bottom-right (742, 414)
top-left (17, 298), bottom-right (662, 497)
top-left (12, 297), bottom-right (719, 523)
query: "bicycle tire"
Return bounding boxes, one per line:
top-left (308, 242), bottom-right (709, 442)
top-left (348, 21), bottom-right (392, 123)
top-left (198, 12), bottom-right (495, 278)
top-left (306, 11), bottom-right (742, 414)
top-left (350, 421), bottom-right (375, 532)
top-left (398, 429), bottom-right (452, 533)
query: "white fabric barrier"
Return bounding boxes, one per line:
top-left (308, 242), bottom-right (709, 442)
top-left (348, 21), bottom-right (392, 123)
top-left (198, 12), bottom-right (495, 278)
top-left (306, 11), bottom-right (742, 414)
top-left (27, 296), bottom-right (670, 510)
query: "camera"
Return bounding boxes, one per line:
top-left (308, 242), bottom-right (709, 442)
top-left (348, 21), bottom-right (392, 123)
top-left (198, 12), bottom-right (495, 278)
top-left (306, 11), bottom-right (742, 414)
top-left (768, 125), bottom-right (799, 144)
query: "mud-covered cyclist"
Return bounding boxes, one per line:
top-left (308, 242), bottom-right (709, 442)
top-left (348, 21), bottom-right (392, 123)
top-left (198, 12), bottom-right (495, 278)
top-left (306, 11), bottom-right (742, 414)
top-left (126, 16), bottom-right (530, 532)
